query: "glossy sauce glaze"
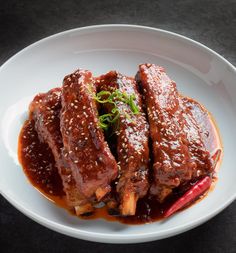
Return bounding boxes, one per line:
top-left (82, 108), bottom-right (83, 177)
top-left (18, 120), bottom-right (64, 196)
top-left (97, 71), bottom-right (150, 216)
top-left (18, 98), bottom-right (222, 224)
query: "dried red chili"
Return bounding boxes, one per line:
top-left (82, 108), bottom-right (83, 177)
top-left (164, 176), bottom-right (212, 218)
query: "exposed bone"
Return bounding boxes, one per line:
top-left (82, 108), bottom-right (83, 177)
top-left (74, 203), bottom-right (94, 216)
top-left (120, 192), bottom-right (138, 216)
top-left (95, 185), bottom-right (111, 201)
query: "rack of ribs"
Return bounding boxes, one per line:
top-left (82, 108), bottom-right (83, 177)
top-left (28, 88), bottom-right (90, 215)
top-left (136, 64), bottom-right (214, 202)
top-left (97, 71), bottom-right (149, 215)
top-left (60, 69), bottom-right (118, 207)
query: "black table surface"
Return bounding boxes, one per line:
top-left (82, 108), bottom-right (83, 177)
top-left (1, 0), bottom-right (235, 252)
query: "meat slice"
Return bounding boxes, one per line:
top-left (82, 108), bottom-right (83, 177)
top-left (60, 69), bottom-right (118, 203)
top-left (136, 64), bottom-right (213, 202)
top-left (97, 71), bottom-right (149, 215)
top-left (180, 98), bottom-right (215, 178)
top-left (182, 97), bottom-right (221, 170)
top-left (29, 88), bottom-right (91, 215)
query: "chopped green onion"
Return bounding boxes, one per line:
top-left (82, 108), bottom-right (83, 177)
top-left (94, 88), bottom-right (140, 130)
top-left (97, 90), bottom-right (112, 97)
top-left (129, 94), bottom-right (139, 114)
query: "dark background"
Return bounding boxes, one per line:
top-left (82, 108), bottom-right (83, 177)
top-left (0, 0), bottom-right (235, 252)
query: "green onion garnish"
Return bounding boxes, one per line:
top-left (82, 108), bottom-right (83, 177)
top-left (94, 89), bottom-right (140, 130)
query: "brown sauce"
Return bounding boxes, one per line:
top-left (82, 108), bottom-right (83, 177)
top-left (18, 99), bottom-right (222, 225)
top-left (18, 120), bottom-right (65, 197)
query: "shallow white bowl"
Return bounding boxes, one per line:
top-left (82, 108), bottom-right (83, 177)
top-left (0, 25), bottom-right (235, 244)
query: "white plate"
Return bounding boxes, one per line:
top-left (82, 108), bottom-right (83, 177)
top-left (0, 25), bottom-right (235, 244)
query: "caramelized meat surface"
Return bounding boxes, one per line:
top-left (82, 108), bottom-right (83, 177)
top-left (29, 88), bottom-right (86, 214)
top-left (97, 71), bottom-right (149, 215)
top-left (137, 64), bottom-right (213, 202)
top-left (60, 69), bottom-right (118, 202)
top-left (180, 97), bottom-right (214, 177)
top-left (183, 97), bottom-right (221, 169)
top-left (183, 97), bottom-right (219, 156)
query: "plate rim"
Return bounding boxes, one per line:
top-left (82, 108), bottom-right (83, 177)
top-left (0, 24), bottom-right (235, 243)
top-left (1, 24), bottom-right (236, 72)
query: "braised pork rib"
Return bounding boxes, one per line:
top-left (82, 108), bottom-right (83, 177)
top-left (97, 71), bottom-right (149, 215)
top-left (136, 64), bottom-right (214, 202)
top-left (29, 88), bottom-right (87, 214)
top-left (60, 69), bottom-right (118, 205)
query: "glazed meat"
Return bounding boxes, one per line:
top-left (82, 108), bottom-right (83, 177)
top-left (60, 69), bottom-right (118, 204)
top-left (136, 64), bottom-right (213, 202)
top-left (28, 88), bottom-right (89, 215)
top-left (97, 71), bottom-right (149, 215)
top-left (182, 97), bottom-right (221, 169)
top-left (180, 97), bottom-right (214, 177)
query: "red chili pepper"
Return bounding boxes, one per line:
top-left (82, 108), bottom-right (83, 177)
top-left (164, 176), bottom-right (212, 218)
